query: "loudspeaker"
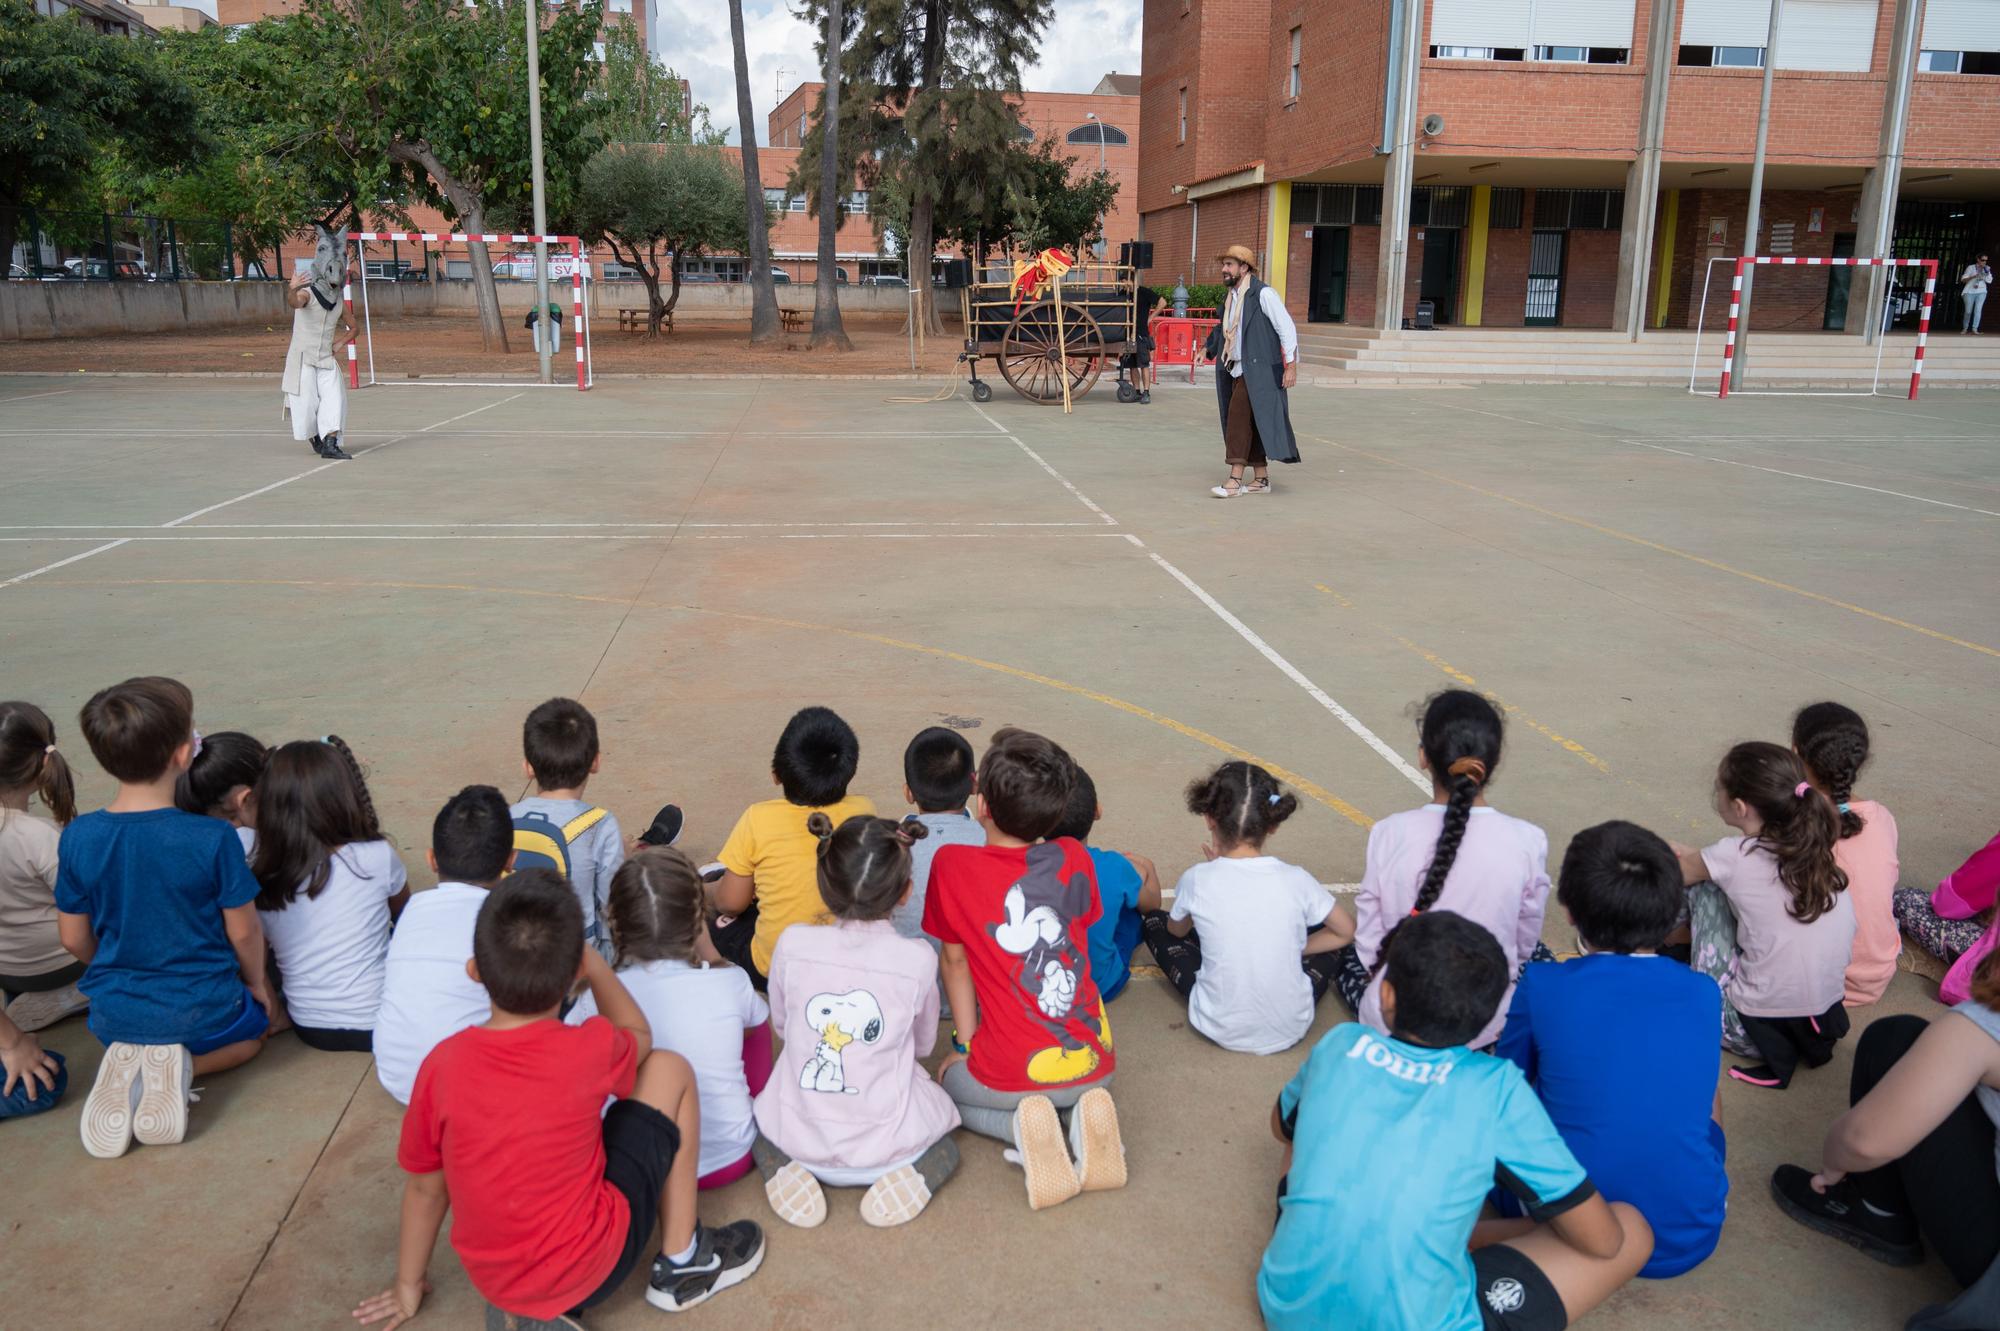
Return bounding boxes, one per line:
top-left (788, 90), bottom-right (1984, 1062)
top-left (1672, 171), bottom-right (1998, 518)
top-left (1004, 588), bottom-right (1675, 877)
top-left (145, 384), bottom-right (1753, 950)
top-left (940, 258), bottom-right (972, 289)
top-left (1119, 241), bottom-right (1155, 269)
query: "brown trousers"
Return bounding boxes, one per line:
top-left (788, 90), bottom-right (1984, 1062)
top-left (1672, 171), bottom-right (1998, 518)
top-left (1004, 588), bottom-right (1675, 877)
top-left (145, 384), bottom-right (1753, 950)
top-left (1224, 374), bottom-right (1266, 467)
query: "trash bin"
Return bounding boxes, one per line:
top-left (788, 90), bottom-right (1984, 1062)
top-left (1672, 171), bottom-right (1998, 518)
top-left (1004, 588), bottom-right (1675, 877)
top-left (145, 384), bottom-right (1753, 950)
top-left (1415, 300), bottom-right (1436, 331)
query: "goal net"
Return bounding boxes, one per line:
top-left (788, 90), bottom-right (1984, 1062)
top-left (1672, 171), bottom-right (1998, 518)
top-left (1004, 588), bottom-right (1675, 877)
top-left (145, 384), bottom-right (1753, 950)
top-left (345, 231), bottom-right (595, 390)
top-left (1689, 255), bottom-right (1937, 400)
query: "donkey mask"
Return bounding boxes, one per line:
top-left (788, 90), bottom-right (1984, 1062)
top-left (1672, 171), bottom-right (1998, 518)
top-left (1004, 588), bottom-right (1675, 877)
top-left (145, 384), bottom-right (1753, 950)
top-left (307, 225), bottom-right (349, 310)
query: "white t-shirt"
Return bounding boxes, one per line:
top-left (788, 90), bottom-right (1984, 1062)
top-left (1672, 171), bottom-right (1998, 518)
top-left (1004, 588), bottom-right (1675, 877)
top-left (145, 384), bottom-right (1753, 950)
top-left (247, 832), bottom-right (406, 1032)
top-left (1169, 855), bottom-right (1332, 1055)
top-left (373, 881), bottom-right (493, 1103)
top-left (568, 957), bottom-right (769, 1177)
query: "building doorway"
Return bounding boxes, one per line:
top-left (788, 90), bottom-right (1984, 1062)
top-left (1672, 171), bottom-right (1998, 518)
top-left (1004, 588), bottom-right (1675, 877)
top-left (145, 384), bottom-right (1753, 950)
top-left (1419, 229), bottom-right (1460, 324)
top-left (1824, 232), bottom-right (1856, 330)
top-left (1526, 229), bottom-right (1566, 326)
top-left (1308, 226), bottom-right (1349, 322)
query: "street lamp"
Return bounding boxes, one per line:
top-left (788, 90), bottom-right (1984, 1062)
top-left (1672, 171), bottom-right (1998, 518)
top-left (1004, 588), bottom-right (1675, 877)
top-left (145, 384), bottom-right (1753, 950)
top-left (1085, 112), bottom-right (1106, 260)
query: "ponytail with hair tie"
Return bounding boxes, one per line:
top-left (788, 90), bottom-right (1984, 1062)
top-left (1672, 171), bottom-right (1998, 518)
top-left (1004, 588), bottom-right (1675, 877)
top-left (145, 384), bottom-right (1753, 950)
top-left (0, 702), bottom-right (77, 826)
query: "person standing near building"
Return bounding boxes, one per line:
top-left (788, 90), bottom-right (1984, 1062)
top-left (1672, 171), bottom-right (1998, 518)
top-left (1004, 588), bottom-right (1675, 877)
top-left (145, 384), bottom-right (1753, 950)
top-left (1962, 254), bottom-right (1991, 334)
top-left (283, 225), bottom-right (355, 462)
top-left (1203, 245), bottom-right (1300, 498)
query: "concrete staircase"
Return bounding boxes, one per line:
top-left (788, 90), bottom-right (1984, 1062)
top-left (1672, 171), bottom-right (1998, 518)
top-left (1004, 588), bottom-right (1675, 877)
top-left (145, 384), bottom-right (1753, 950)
top-left (1293, 325), bottom-right (2000, 388)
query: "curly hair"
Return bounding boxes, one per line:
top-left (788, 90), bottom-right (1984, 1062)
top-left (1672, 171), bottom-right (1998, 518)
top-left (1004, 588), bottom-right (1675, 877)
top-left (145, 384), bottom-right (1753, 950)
top-left (1184, 761), bottom-right (1296, 852)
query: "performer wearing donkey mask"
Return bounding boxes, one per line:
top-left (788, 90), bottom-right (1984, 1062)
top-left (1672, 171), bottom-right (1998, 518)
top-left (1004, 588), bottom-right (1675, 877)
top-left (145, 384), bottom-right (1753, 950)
top-left (284, 225), bottom-right (356, 460)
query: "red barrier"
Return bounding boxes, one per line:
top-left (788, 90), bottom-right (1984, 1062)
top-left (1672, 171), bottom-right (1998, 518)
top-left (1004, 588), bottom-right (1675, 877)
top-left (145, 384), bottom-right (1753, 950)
top-left (1153, 316), bottom-right (1221, 383)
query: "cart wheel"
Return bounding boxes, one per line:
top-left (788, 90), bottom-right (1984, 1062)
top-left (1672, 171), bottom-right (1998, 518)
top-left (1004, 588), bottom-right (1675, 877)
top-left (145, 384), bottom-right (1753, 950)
top-left (1117, 382), bottom-right (1139, 404)
top-left (999, 301), bottom-right (1105, 405)
top-left (972, 381), bottom-right (993, 403)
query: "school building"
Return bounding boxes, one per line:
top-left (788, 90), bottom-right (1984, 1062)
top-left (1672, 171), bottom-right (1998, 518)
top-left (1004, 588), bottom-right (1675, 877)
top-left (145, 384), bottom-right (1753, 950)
top-left (1137, 0), bottom-right (2000, 335)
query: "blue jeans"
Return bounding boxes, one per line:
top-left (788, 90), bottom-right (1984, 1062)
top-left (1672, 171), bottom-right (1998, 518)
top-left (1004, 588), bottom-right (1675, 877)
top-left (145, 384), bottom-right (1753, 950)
top-left (0, 1049), bottom-right (66, 1121)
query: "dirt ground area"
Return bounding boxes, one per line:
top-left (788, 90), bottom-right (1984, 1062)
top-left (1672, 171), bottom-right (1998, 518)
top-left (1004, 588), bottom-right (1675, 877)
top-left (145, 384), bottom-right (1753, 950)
top-left (2, 375), bottom-right (1997, 1329)
top-left (2, 311), bottom-right (971, 379)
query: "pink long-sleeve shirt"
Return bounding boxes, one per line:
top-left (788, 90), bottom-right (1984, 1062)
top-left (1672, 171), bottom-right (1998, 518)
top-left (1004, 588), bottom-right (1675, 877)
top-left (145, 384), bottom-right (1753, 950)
top-left (1936, 831), bottom-right (2000, 1006)
top-left (1355, 804), bottom-right (1551, 1050)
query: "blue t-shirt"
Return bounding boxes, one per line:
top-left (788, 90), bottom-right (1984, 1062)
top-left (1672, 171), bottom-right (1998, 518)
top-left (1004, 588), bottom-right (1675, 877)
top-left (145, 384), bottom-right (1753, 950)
top-left (54, 808), bottom-right (260, 1045)
top-left (1259, 1023), bottom-right (1592, 1331)
top-left (1084, 846), bottom-right (1144, 1001)
top-left (1495, 953), bottom-right (1729, 1278)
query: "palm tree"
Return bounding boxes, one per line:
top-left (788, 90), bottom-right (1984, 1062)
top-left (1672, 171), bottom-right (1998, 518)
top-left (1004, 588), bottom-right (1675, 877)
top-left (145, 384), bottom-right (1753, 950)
top-left (808, 0), bottom-right (852, 350)
top-left (728, 0), bottom-right (780, 344)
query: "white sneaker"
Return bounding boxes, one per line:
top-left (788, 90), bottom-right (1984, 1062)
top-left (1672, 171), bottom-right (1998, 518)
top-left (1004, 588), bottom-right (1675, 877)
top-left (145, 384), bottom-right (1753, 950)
top-left (133, 1044), bottom-right (193, 1147)
top-left (1066, 1086), bottom-right (1128, 1192)
top-left (1003, 1095), bottom-right (1080, 1211)
top-left (5, 981), bottom-right (89, 1033)
top-left (80, 1042), bottom-right (145, 1158)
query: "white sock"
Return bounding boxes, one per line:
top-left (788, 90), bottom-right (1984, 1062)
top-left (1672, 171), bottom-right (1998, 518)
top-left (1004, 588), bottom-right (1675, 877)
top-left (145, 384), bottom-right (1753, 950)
top-left (665, 1232), bottom-right (699, 1265)
top-left (1861, 1200), bottom-right (1899, 1219)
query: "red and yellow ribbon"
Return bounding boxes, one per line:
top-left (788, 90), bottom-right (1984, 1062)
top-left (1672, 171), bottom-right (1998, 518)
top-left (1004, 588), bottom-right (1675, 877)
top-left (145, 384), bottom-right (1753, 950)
top-left (1011, 246), bottom-right (1076, 314)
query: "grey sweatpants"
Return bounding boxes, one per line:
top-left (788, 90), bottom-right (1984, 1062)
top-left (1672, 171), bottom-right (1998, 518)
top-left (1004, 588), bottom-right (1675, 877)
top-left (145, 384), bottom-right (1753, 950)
top-left (940, 1060), bottom-right (1113, 1142)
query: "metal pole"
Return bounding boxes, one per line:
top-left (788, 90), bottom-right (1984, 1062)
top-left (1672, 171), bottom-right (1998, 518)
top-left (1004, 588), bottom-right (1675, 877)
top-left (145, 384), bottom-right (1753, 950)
top-left (1737, 0), bottom-right (1784, 386)
top-left (1376, 0), bottom-right (1424, 332)
top-left (525, 0), bottom-right (553, 384)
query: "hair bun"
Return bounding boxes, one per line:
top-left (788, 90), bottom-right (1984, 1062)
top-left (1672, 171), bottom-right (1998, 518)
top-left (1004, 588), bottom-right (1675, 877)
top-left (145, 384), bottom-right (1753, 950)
top-left (1446, 757), bottom-right (1488, 783)
top-left (895, 818), bottom-right (930, 845)
top-left (806, 811), bottom-right (835, 839)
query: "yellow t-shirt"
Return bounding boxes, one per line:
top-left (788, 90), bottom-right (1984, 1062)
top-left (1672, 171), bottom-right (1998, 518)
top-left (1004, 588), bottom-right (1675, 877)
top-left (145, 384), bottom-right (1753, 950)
top-left (718, 795), bottom-right (877, 974)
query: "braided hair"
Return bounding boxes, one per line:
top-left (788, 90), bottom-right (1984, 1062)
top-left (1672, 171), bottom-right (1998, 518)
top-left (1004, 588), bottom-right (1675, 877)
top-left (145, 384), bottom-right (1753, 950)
top-left (1412, 690), bottom-right (1505, 915)
top-left (1184, 761), bottom-right (1298, 853)
top-left (809, 811), bottom-right (927, 921)
top-left (1791, 702), bottom-right (1869, 839)
top-left (249, 735), bottom-right (386, 910)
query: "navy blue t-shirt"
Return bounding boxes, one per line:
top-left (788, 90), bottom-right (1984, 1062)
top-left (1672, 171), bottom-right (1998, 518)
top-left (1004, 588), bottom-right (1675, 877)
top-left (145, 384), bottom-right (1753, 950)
top-left (54, 808), bottom-right (260, 1045)
top-left (1496, 953), bottom-right (1729, 1277)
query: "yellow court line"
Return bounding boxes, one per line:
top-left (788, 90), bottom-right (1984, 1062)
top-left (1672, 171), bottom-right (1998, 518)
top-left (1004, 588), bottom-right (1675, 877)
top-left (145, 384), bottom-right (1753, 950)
top-left (1303, 433), bottom-right (2000, 662)
top-left (46, 575), bottom-right (1374, 828)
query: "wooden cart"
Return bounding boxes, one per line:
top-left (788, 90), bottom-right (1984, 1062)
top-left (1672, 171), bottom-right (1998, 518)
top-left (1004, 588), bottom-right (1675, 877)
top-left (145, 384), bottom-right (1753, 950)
top-left (958, 261), bottom-right (1147, 406)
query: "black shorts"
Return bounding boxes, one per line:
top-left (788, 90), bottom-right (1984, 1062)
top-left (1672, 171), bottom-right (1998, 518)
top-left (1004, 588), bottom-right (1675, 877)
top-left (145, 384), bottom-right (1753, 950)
top-left (292, 1024), bottom-right (373, 1053)
top-left (707, 906), bottom-right (768, 992)
top-left (1471, 1244), bottom-right (1567, 1331)
top-left (570, 1100), bottom-right (682, 1312)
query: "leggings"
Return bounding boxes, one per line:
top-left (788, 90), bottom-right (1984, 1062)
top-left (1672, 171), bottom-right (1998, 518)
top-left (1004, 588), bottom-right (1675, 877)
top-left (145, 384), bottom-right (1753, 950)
top-left (1894, 887), bottom-right (1987, 964)
top-left (0, 959), bottom-right (86, 998)
top-left (939, 1059), bottom-right (1110, 1143)
top-left (1138, 911), bottom-right (1341, 1002)
top-left (699, 1021), bottom-right (774, 1191)
top-left (1851, 1014), bottom-right (2000, 1287)
top-left (1687, 880), bottom-right (1756, 1055)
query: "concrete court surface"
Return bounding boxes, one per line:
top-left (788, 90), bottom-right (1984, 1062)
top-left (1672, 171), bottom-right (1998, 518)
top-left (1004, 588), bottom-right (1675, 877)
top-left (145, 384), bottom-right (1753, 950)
top-left (1, 369), bottom-right (1996, 1330)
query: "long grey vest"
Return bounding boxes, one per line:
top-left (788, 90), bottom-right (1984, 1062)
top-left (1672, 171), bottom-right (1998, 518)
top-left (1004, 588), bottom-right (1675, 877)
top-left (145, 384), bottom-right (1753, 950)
top-left (1207, 276), bottom-right (1300, 464)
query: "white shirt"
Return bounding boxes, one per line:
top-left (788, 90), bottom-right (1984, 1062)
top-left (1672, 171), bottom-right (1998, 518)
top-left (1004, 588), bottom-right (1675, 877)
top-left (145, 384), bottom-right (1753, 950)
top-left (568, 958), bottom-right (769, 1177)
top-left (1170, 855), bottom-right (1332, 1055)
top-left (1223, 282), bottom-right (1300, 379)
top-left (1963, 263), bottom-right (1992, 294)
top-left (373, 881), bottom-right (493, 1103)
top-left (247, 832), bottom-right (406, 1032)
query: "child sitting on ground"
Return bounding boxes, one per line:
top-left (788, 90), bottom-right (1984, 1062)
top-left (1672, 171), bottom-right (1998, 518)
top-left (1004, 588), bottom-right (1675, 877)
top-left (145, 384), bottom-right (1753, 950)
top-left (1898, 828), bottom-right (2000, 1005)
top-left (1498, 821), bottom-right (1728, 1279)
top-left (174, 731), bottom-right (270, 828)
top-left (1049, 765), bottom-right (1162, 1003)
top-left (0, 701), bottom-right (87, 1033)
top-left (1674, 740), bottom-right (1855, 1090)
top-left (1259, 910), bottom-right (1654, 1331)
top-left (57, 677), bottom-right (273, 1158)
top-left (510, 698), bottom-right (626, 961)
top-left (1336, 690), bottom-right (1551, 1052)
top-left (568, 846), bottom-right (774, 1191)
top-left (1140, 762), bottom-right (1347, 1051)
top-left (354, 870), bottom-right (765, 1328)
top-left (1793, 702), bottom-right (1900, 1006)
top-left (751, 812), bottom-right (962, 1229)
top-left (710, 707), bottom-right (875, 990)
top-left (248, 737), bottom-right (408, 1054)
top-left (895, 726), bottom-right (985, 950)
top-left (373, 785), bottom-right (515, 1104)
top-left (925, 727), bottom-right (1125, 1212)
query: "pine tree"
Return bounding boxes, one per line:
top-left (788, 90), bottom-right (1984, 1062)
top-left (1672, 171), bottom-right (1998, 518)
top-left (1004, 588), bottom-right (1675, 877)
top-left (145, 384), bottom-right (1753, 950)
top-left (728, 0), bottom-right (780, 344)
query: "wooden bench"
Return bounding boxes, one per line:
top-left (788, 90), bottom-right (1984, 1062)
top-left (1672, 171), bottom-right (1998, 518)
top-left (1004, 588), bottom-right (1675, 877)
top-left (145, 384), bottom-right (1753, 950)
top-left (780, 308), bottom-right (809, 334)
top-left (617, 307), bottom-right (672, 334)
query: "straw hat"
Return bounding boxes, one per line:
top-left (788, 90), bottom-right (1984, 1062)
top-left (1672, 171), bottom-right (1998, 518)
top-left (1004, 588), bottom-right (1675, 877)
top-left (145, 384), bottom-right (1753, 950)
top-left (1216, 244), bottom-right (1257, 269)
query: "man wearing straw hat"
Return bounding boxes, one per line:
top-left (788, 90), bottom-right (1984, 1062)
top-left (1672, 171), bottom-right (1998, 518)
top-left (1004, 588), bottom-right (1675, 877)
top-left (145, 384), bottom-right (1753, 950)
top-left (1203, 244), bottom-right (1300, 497)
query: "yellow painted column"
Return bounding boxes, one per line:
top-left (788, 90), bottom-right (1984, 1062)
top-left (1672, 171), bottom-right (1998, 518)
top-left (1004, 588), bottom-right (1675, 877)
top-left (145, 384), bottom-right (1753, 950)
top-left (1653, 189), bottom-right (1680, 329)
top-left (1265, 182), bottom-right (1291, 300)
top-left (1463, 185), bottom-right (1492, 326)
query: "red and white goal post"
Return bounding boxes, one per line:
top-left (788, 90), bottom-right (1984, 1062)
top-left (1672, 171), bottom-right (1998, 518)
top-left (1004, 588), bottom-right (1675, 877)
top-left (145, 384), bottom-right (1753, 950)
top-left (344, 232), bottom-right (594, 390)
top-left (1715, 256), bottom-right (1937, 401)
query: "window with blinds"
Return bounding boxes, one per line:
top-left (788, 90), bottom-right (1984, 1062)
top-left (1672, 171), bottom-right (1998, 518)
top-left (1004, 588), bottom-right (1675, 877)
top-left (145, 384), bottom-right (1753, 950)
top-left (1432, 0), bottom-right (1635, 50)
top-left (1681, 0), bottom-right (1880, 69)
top-left (1922, 0), bottom-right (2000, 52)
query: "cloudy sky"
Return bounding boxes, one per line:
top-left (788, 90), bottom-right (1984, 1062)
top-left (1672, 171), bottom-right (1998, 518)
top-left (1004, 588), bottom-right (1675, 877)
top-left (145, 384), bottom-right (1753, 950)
top-left (659, 0), bottom-right (1142, 146)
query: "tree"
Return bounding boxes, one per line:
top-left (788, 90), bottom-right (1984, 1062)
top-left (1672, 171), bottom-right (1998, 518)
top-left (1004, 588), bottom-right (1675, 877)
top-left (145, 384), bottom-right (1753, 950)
top-left (594, 24), bottom-right (716, 147)
top-left (0, 0), bottom-right (200, 273)
top-left (808, 0), bottom-right (852, 351)
top-left (728, 0), bottom-right (780, 345)
top-left (290, 0), bottom-right (605, 351)
top-left (1006, 137), bottom-right (1118, 256)
top-left (574, 144), bottom-right (747, 336)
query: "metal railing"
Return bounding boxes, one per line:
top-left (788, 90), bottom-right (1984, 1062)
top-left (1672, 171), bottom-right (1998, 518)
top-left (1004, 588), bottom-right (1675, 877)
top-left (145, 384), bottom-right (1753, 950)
top-left (4, 208), bottom-right (280, 282)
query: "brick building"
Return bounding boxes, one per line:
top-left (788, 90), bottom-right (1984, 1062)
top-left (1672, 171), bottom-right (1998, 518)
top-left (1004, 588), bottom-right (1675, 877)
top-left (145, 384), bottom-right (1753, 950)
top-left (1138, 0), bottom-right (2000, 333)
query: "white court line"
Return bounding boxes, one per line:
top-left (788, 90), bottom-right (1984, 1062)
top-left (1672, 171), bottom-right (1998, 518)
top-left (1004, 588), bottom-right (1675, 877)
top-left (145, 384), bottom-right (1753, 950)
top-left (970, 404), bottom-right (1009, 434)
top-left (0, 532), bottom-right (1136, 544)
top-left (0, 520), bottom-right (1106, 531)
top-left (0, 389), bottom-right (79, 404)
top-left (0, 428), bottom-right (1010, 439)
top-left (981, 406), bottom-right (1429, 795)
top-left (971, 405), bottom-right (1117, 526)
top-left (1622, 439), bottom-right (2000, 519)
top-left (0, 540), bottom-right (133, 590)
top-left (161, 395), bottom-right (521, 527)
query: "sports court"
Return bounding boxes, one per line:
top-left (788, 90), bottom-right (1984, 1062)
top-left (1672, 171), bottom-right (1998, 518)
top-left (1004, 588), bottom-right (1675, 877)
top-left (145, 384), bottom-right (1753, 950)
top-left (2, 369), bottom-right (1996, 1328)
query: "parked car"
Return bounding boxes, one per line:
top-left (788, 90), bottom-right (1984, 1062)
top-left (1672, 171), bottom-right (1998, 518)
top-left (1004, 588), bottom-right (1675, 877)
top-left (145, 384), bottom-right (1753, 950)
top-left (770, 268), bottom-right (791, 284)
top-left (395, 268), bottom-right (430, 282)
top-left (8, 263), bottom-right (28, 279)
top-left (862, 275), bottom-right (909, 288)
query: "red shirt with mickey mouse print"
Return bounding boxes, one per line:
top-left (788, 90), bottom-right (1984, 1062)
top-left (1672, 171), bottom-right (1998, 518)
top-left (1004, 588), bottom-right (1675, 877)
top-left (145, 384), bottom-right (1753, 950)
top-left (924, 837), bottom-right (1114, 1093)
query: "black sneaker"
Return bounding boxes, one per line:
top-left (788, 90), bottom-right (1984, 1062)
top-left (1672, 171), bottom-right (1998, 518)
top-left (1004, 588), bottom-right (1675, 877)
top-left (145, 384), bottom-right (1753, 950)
top-left (645, 1220), bottom-right (765, 1313)
top-left (1769, 1165), bottom-right (1923, 1267)
top-left (637, 804), bottom-right (684, 848)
